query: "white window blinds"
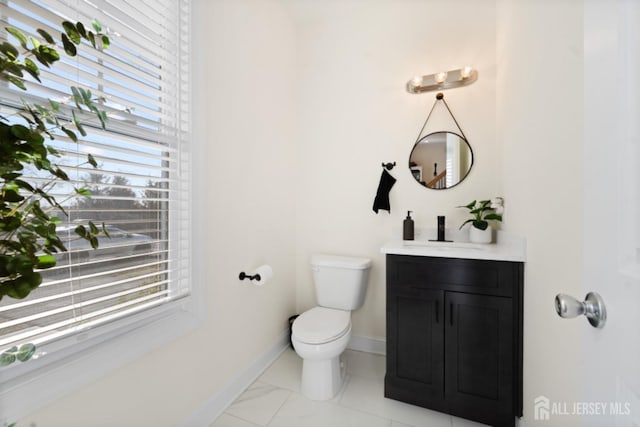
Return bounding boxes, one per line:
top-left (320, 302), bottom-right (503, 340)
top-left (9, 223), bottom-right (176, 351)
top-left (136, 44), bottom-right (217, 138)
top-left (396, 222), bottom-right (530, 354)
top-left (0, 0), bottom-right (190, 353)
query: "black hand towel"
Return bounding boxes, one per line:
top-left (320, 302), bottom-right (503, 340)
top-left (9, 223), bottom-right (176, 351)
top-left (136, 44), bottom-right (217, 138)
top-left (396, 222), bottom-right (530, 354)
top-left (372, 169), bottom-right (396, 213)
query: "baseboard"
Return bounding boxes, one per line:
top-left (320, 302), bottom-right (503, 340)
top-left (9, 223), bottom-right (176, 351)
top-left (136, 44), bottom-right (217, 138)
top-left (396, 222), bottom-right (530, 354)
top-left (181, 330), bottom-right (290, 427)
top-left (348, 334), bottom-right (386, 356)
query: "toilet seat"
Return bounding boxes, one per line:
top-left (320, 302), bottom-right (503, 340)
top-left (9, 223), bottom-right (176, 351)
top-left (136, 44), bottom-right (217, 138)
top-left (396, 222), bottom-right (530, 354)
top-left (292, 307), bottom-right (350, 344)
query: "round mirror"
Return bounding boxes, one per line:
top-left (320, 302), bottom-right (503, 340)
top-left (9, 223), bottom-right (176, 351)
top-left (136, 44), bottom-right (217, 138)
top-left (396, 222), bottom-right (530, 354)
top-left (408, 131), bottom-right (474, 190)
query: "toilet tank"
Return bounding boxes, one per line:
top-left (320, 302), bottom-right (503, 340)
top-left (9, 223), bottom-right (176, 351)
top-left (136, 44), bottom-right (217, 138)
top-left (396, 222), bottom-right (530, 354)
top-left (311, 254), bottom-right (372, 311)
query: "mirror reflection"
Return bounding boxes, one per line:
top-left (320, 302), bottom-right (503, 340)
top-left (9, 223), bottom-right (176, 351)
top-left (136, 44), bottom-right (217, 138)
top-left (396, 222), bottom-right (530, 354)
top-left (408, 131), bottom-right (473, 190)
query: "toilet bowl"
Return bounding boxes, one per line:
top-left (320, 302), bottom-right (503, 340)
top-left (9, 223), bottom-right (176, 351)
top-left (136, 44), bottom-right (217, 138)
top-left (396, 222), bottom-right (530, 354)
top-left (291, 307), bottom-right (351, 400)
top-left (291, 254), bottom-right (371, 401)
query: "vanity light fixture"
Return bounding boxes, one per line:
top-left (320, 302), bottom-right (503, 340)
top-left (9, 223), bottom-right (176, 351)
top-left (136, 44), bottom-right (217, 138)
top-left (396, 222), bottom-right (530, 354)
top-left (434, 71), bottom-right (448, 83)
top-left (407, 66), bottom-right (478, 94)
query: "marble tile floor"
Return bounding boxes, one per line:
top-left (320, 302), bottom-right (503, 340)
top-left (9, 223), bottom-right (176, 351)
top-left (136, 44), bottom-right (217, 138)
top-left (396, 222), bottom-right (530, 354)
top-left (210, 348), bottom-right (488, 427)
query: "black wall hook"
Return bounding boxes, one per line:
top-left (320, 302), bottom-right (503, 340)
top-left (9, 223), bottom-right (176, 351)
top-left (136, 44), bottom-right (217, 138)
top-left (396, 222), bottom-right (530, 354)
top-left (382, 161), bottom-right (396, 171)
top-left (239, 271), bottom-right (261, 281)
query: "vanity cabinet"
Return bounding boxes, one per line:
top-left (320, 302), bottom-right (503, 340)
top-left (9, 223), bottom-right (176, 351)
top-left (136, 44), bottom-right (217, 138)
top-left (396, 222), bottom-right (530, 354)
top-left (385, 254), bottom-right (523, 427)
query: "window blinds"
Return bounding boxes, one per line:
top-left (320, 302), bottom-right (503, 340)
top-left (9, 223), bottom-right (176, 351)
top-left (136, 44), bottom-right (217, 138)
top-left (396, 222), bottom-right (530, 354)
top-left (0, 0), bottom-right (190, 351)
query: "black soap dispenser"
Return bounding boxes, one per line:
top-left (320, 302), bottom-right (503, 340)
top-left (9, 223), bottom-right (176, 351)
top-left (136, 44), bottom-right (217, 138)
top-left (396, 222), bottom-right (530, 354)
top-left (437, 216), bottom-right (445, 241)
top-left (403, 211), bottom-right (414, 240)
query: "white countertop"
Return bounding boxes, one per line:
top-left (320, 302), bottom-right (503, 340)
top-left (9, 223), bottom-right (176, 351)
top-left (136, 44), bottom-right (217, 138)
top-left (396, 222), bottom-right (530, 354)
top-left (381, 231), bottom-right (526, 262)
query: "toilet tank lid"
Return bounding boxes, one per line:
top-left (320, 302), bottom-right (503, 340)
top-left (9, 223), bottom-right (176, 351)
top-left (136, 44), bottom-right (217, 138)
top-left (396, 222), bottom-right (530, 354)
top-left (311, 254), bottom-right (372, 270)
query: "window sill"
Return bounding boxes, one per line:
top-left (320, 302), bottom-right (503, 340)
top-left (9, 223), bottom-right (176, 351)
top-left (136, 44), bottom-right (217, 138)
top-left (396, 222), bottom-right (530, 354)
top-left (0, 297), bottom-right (201, 424)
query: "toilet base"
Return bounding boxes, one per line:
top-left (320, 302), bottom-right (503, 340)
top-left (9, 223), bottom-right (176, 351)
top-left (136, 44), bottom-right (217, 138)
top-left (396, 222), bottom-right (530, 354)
top-left (300, 355), bottom-right (345, 401)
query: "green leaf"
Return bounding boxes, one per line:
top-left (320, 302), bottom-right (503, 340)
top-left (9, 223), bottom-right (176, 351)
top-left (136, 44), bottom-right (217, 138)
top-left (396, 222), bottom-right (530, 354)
top-left (4, 281), bottom-right (28, 299)
top-left (75, 225), bottom-right (87, 238)
top-left (23, 58), bottom-right (41, 82)
top-left (10, 124), bottom-right (30, 139)
top-left (89, 235), bottom-right (99, 249)
top-left (37, 28), bottom-right (55, 44)
top-left (61, 127), bottom-right (78, 142)
top-left (92, 19), bottom-right (103, 33)
top-left (14, 179), bottom-right (34, 193)
top-left (87, 153), bottom-right (97, 167)
top-left (484, 213), bottom-right (503, 222)
top-left (7, 273), bottom-right (43, 298)
top-left (6, 254), bottom-right (34, 275)
top-left (2, 188), bottom-right (24, 202)
top-left (88, 221), bottom-right (99, 234)
top-left (97, 110), bottom-right (108, 129)
top-left (7, 76), bottom-right (26, 90)
top-left (0, 255), bottom-right (10, 276)
top-left (72, 111), bottom-right (87, 137)
top-left (75, 187), bottom-right (91, 197)
top-left (36, 45), bottom-right (60, 66)
top-left (80, 87), bottom-right (93, 106)
top-left (62, 21), bottom-right (81, 44)
top-left (25, 129), bottom-right (45, 146)
top-left (29, 36), bottom-right (41, 50)
top-left (87, 31), bottom-right (96, 48)
top-left (0, 349), bottom-right (17, 367)
top-left (17, 343), bottom-right (36, 362)
top-left (49, 99), bottom-right (60, 111)
top-left (4, 63), bottom-right (23, 78)
top-left (75, 22), bottom-right (87, 39)
top-left (0, 215), bottom-right (22, 232)
top-left (0, 41), bottom-right (19, 59)
top-left (52, 167), bottom-right (69, 181)
top-left (61, 33), bottom-right (77, 56)
top-left (101, 35), bottom-right (110, 49)
top-left (70, 86), bottom-right (83, 109)
top-left (6, 27), bottom-right (28, 49)
top-left (36, 254), bottom-right (56, 269)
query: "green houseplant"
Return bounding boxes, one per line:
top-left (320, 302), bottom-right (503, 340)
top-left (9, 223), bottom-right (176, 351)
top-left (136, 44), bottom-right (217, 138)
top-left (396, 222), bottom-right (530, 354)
top-left (458, 199), bottom-right (503, 243)
top-left (0, 19), bottom-right (111, 304)
top-left (0, 19), bottom-right (114, 374)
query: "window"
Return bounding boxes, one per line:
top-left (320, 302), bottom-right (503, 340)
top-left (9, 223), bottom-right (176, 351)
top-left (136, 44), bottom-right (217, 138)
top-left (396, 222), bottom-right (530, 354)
top-left (0, 0), bottom-right (191, 400)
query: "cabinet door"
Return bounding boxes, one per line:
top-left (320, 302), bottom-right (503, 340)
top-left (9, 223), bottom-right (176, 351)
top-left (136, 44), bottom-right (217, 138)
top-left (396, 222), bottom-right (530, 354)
top-left (445, 292), bottom-right (514, 427)
top-left (385, 288), bottom-right (445, 409)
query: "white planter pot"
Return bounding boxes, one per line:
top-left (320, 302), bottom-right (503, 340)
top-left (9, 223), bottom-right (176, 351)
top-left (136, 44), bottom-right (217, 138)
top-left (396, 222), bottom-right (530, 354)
top-left (469, 226), bottom-right (492, 244)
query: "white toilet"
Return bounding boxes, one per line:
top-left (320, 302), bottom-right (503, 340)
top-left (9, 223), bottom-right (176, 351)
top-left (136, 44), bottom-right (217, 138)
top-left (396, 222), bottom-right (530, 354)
top-left (291, 254), bottom-right (372, 401)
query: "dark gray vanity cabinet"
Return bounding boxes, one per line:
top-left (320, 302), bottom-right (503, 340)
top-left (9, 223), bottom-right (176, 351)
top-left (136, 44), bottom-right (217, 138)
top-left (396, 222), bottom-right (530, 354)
top-left (385, 254), bottom-right (523, 427)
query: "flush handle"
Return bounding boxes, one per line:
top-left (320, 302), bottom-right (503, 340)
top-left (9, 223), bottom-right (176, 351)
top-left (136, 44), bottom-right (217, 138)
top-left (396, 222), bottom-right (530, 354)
top-left (555, 292), bottom-right (607, 329)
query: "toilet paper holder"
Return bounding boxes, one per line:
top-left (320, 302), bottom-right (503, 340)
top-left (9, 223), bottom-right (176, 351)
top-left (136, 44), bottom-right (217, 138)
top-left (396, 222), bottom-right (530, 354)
top-left (238, 271), bottom-right (261, 281)
top-left (239, 265), bottom-right (273, 285)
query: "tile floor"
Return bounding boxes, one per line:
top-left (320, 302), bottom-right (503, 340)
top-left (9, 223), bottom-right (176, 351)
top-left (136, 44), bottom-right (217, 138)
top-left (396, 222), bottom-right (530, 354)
top-left (209, 348), bottom-right (488, 427)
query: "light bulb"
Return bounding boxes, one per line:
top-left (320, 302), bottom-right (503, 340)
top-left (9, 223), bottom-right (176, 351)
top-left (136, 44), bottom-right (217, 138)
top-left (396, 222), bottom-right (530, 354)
top-left (411, 75), bottom-right (423, 87)
top-left (461, 66), bottom-right (473, 79)
top-left (434, 71), bottom-right (448, 83)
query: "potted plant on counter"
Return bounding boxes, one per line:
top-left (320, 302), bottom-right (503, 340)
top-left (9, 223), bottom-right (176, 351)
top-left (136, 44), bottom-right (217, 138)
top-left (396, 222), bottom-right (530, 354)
top-left (458, 199), bottom-right (503, 243)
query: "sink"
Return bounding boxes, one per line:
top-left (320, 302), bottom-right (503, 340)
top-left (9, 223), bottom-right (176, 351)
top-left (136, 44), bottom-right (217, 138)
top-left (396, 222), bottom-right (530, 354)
top-left (402, 240), bottom-right (485, 250)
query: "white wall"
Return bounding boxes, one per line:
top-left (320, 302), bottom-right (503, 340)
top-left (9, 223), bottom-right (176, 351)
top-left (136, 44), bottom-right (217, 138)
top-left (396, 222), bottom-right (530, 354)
top-left (497, 1), bottom-right (583, 425)
top-left (287, 0), bottom-right (499, 339)
top-left (18, 0), bottom-right (298, 425)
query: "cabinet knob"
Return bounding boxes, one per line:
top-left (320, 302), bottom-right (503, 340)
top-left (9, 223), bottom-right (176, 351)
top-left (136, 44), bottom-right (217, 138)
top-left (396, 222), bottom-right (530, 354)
top-left (554, 292), bottom-right (606, 329)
